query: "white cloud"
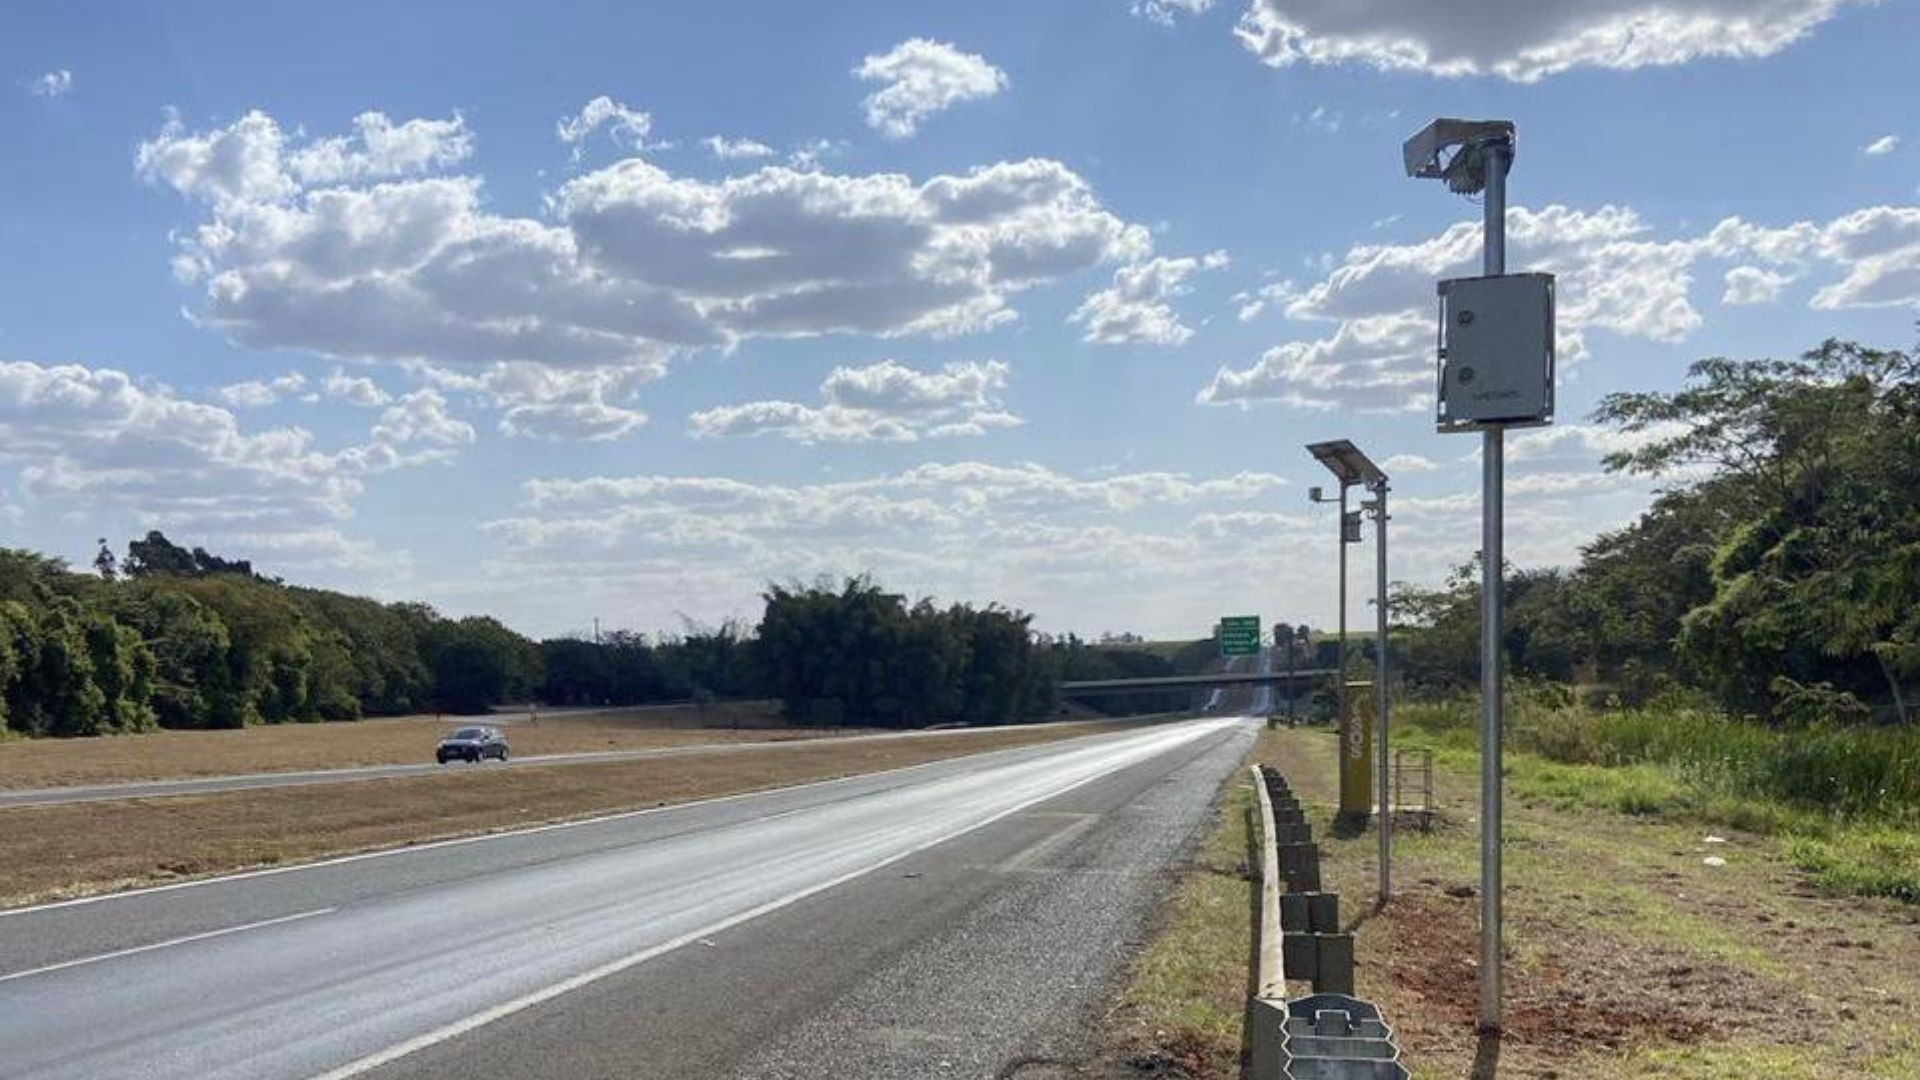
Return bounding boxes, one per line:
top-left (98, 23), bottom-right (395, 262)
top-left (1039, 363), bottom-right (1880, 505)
top-left (288, 112), bottom-right (473, 185)
top-left (30, 69), bottom-right (72, 98)
top-left (690, 359), bottom-right (1020, 443)
top-left (854, 39), bottom-right (1007, 138)
top-left (556, 97), bottom-right (655, 160)
top-left (1203, 200), bottom-right (1920, 411)
top-left (0, 360), bottom-right (459, 559)
top-left (1235, 1), bottom-right (1859, 81)
top-left (469, 460), bottom-right (1313, 639)
top-left (369, 388), bottom-right (474, 448)
top-left (1133, 0), bottom-right (1215, 26)
top-left (1382, 453), bottom-right (1438, 473)
top-left (1722, 265), bottom-right (1795, 305)
top-left (423, 362), bottom-right (653, 441)
top-left (701, 135), bottom-right (776, 160)
top-left (1072, 251), bottom-right (1229, 345)
top-left (1234, 279), bottom-right (1296, 321)
top-left (1199, 310), bottom-right (1431, 411)
top-left (1864, 134), bottom-right (1900, 156)
top-left (143, 111), bottom-right (1153, 381)
top-left (136, 109), bottom-right (471, 208)
top-left (322, 368), bottom-right (392, 407)
top-left (217, 371), bottom-right (308, 408)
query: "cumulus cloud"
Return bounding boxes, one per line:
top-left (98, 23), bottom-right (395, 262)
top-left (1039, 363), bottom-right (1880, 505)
top-left (557, 97), bottom-right (655, 159)
top-left (701, 135), bottom-right (776, 160)
top-left (1234, 0), bottom-right (1859, 81)
top-left (1202, 201), bottom-right (1920, 411)
top-left (136, 109), bottom-right (472, 207)
top-left (217, 370), bottom-right (308, 408)
top-left (30, 69), bottom-right (72, 98)
top-left (423, 362), bottom-right (654, 441)
top-left (322, 368), bottom-right (392, 407)
top-left (1722, 265), bottom-right (1795, 305)
top-left (854, 39), bottom-right (1007, 138)
top-left (140, 111), bottom-right (1153, 393)
top-left (1383, 453), bottom-right (1438, 473)
top-left (1071, 251), bottom-right (1229, 345)
top-left (690, 359), bottom-right (1020, 443)
top-left (0, 360), bottom-right (465, 570)
top-left (467, 459), bottom-right (1309, 638)
top-left (1133, 0), bottom-right (1215, 26)
top-left (1864, 134), bottom-right (1900, 156)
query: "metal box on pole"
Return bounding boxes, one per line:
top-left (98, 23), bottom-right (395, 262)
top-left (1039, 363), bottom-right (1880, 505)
top-left (1436, 273), bottom-right (1555, 431)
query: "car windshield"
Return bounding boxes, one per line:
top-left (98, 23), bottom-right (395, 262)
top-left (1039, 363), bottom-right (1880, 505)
top-left (450, 728), bottom-right (487, 741)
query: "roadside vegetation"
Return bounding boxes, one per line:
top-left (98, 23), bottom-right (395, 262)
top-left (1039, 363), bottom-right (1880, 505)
top-left (1348, 340), bottom-right (1920, 909)
top-left (0, 530), bottom-right (1218, 739)
top-left (1106, 758), bottom-right (1260, 1077)
top-left (1399, 691), bottom-right (1920, 903)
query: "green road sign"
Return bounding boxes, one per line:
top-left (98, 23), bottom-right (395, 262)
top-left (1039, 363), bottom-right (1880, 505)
top-left (1219, 615), bottom-right (1261, 656)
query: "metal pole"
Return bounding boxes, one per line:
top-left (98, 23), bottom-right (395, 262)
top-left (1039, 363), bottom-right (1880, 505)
top-left (1478, 138), bottom-right (1510, 1033)
top-left (1286, 628), bottom-right (1297, 721)
top-left (1337, 483), bottom-right (1349, 736)
top-left (1375, 481), bottom-right (1391, 907)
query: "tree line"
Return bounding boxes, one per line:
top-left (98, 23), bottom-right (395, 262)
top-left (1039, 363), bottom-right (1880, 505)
top-left (1391, 339), bottom-right (1920, 724)
top-left (0, 535), bottom-right (1145, 737)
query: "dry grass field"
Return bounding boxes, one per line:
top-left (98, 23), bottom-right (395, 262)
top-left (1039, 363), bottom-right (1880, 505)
top-left (0, 700), bottom-right (837, 789)
top-left (0, 717), bottom-right (1147, 907)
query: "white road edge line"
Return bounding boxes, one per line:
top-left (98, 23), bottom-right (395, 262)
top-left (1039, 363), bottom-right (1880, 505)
top-left (0, 719), bottom-right (1205, 919)
top-left (0, 907), bottom-right (334, 985)
top-left (305, 719), bottom-right (1239, 1080)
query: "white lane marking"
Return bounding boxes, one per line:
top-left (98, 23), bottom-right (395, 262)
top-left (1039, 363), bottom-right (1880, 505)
top-left (0, 908), bottom-right (335, 985)
top-left (0, 719), bottom-right (1224, 919)
top-left (305, 720), bottom-right (1241, 1080)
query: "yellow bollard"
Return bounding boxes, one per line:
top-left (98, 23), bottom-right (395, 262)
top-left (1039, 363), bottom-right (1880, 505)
top-left (1339, 679), bottom-right (1375, 820)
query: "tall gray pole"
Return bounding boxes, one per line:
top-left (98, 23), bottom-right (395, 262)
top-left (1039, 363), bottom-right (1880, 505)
top-left (1337, 482), bottom-right (1349, 738)
top-left (1375, 481), bottom-right (1391, 907)
top-left (1478, 138), bottom-right (1511, 1033)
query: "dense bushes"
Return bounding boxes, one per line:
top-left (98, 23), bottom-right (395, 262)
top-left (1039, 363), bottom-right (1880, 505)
top-left (756, 578), bottom-right (1052, 728)
top-left (0, 533), bottom-right (552, 734)
top-left (1399, 689), bottom-right (1920, 822)
top-left (1393, 340), bottom-right (1920, 723)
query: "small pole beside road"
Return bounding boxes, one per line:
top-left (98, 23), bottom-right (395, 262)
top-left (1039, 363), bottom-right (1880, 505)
top-left (1307, 442), bottom-right (1388, 827)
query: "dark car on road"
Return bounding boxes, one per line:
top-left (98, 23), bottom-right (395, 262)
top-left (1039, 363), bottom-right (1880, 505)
top-left (436, 725), bottom-right (509, 764)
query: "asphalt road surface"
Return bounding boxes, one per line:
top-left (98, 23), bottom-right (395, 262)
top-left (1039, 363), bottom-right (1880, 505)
top-left (0, 719), bottom-right (1139, 809)
top-left (0, 715), bottom-right (1256, 1080)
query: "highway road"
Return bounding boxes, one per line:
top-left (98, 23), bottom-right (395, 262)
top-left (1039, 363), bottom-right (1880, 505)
top-left (0, 719), bottom-right (1143, 810)
top-left (0, 715), bottom-right (1256, 1080)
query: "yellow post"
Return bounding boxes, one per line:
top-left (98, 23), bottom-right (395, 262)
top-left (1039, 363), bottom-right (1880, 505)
top-left (1339, 679), bottom-right (1375, 819)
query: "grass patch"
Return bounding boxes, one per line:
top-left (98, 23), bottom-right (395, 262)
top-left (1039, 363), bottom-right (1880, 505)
top-left (1392, 693), bottom-right (1920, 904)
top-left (1786, 828), bottom-right (1920, 902)
top-left (1109, 758), bottom-right (1259, 1078)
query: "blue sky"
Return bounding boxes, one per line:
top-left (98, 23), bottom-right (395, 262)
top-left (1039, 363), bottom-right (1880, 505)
top-left (1, 0), bottom-right (1916, 639)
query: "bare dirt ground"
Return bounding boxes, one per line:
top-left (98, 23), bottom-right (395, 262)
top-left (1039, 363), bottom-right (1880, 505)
top-left (1266, 726), bottom-right (1920, 1080)
top-left (0, 700), bottom-right (840, 789)
top-left (0, 718), bottom-right (1145, 908)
